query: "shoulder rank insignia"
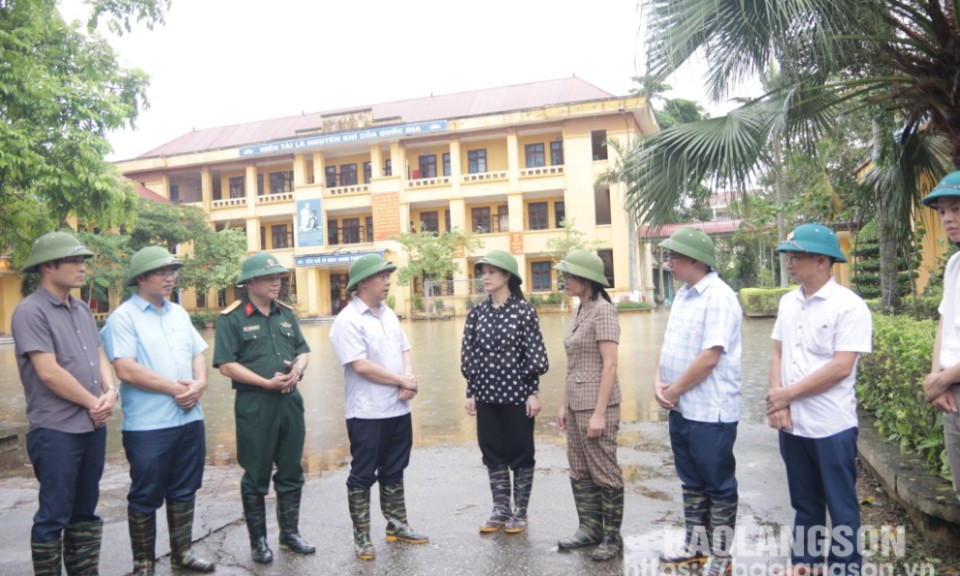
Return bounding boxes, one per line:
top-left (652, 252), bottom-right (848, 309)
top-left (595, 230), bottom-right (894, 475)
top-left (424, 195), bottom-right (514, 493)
top-left (220, 300), bottom-right (242, 315)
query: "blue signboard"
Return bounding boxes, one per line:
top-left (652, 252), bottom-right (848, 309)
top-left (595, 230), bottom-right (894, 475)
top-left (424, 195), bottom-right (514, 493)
top-left (295, 250), bottom-right (384, 267)
top-left (296, 198), bottom-right (324, 248)
top-left (239, 120), bottom-right (449, 157)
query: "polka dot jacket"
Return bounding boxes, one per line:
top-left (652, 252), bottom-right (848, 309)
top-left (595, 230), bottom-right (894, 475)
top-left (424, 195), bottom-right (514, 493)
top-left (460, 295), bottom-right (549, 404)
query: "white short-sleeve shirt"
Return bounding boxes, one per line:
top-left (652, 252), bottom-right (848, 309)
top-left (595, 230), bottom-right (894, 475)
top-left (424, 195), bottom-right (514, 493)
top-left (772, 278), bottom-right (872, 438)
top-left (938, 252), bottom-right (960, 369)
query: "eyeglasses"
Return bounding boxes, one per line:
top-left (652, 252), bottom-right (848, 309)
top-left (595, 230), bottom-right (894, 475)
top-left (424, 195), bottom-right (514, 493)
top-left (148, 267), bottom-right (180, 278)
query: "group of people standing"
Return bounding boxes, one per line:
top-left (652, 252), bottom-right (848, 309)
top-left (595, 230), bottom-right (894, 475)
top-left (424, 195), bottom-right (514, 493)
top-left (12, 172), bottom-right (960, 575)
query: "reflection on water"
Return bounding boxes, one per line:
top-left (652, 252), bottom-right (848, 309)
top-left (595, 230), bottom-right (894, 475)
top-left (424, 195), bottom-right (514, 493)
top-left (0, 311), bottom-right (775, 472)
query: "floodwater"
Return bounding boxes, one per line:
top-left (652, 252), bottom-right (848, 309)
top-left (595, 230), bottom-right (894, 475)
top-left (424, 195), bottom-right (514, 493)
top-left (0, 310), bottom-right (775, 472)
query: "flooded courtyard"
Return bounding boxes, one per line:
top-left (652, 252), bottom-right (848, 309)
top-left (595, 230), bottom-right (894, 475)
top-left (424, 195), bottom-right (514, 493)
top-left (0, 309), bottom-right (776, 472)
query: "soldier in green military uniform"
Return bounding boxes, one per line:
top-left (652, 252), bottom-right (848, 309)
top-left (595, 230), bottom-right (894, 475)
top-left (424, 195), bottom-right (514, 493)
top-left (213, 253), bottom-right (315, 564)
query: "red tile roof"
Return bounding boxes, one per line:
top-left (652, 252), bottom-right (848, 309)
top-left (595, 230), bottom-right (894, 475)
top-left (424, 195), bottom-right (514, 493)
top-left (134, 183), bottom-right (170, 203)
top-left (138, 77), bottom-right (616, 159)
top-left (638, 220), bottom-right (741, 239)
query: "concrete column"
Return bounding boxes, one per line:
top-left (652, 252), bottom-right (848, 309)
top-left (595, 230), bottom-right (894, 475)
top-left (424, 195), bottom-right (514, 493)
top-left (293, 153), bottom-right (308, 188)
top-left (506, 128), bottom-right (520, 188)
top-left (370, 146), bottom-right (383, 178)
top-left (245, 165), bottom-right (258, 216)
top-left (312, 152), bottom-right (325, 187)
top-left (245, 217), bottom-right (259, 253)
top-left (201, 167), bottom-right (212, 212)
top-left (448, 139), bottom-right (462, 198)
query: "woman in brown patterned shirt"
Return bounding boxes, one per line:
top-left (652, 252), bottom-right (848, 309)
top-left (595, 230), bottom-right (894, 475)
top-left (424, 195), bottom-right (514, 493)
top-left (461, 250), bottom-right (548, 536)
top-left (553, 249), bottom-right (623, 562)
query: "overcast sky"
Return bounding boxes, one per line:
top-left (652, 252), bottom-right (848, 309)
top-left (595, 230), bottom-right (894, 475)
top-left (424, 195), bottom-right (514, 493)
top-left (59, 0), bottom-right (758, 160)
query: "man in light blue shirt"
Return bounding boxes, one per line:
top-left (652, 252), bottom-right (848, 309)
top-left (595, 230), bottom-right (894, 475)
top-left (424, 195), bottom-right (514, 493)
top-left (654, 228), bottom-right (742, 576)
top-left (330, 254), bottom-right (428, 561)
top-left (101, 246), bottom-right (214, 576)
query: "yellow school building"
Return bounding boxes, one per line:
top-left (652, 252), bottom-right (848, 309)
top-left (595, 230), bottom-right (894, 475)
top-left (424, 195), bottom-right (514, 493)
top-left (111, 77), bottom-right (660, 318)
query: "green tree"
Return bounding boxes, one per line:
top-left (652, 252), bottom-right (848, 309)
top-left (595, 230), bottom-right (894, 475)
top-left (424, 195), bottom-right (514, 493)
top-left (395, 228), bottom-right (483, 288)
top-left (179, 227), bottom-right (248, 307)
top-left (542, 219), bottom-right (596, 263)
top-left (0, 0), bottom-right (168, 265)
top-left (627, 0), bottom-right (953, 302)
top-left (128, 198), bottom-right (210, 252)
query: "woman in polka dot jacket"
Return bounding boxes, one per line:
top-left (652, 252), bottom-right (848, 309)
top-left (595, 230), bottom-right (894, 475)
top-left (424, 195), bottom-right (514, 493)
top-left (461, 249), bottom-right (549, 536)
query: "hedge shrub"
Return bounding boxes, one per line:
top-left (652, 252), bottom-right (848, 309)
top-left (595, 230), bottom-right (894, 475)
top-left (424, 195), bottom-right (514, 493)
top-left (858, 313), bottom-right (952, 481)
top-left (738, 286), bottom-right (795, 316)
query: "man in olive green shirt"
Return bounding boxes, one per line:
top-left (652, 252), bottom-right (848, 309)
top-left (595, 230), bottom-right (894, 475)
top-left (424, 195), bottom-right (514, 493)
top-left (213, 253), bottom-right (313, 564)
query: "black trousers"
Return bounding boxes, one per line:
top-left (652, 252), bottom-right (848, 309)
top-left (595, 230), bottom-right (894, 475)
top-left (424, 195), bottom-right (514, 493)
top-left (345, 413), bottom-right (412, 489)
top-left (476, 402), bottom-right (535, 470)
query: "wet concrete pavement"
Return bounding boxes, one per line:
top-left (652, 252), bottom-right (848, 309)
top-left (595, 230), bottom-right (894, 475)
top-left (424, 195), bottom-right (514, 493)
top-left (0, 419), bottom-right (796, 575)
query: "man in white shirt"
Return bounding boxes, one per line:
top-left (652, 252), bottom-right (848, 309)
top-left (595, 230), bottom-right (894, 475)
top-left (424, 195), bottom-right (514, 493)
top-left (329, 254), bottom-right (428, 561)
top-left (767, 224), bottom-right (872, 576)
top-left (920, 173), bottom-right (960, 503)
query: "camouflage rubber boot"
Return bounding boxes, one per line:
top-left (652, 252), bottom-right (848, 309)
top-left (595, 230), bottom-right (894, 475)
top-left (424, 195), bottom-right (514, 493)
top-left (479, 465), bottom-right (511, 533)
top-left (277, 488), bottom-right (316, 555)
top-left (557, 478), bottom-right (603, 550)
top-left (241, 494), bottom-right (274, 564)
top-left (380, 480), bottom-right (429, 544)
top-left (659, 487), bottom-right (711, 565)
top-left (702, 497), bottom-right (737, 576)
top-left (63, 520), bottom-right (102, 576)
top-left (347, 487), bottom-right (375, 561)
top-left (504, 466), bottom-right (534, 534)
top-left (166, 498), bottom-right (215, 572)
top-left (127, 511), bottom-right (156, 576)
top-left (31, 539), bottom-right (63, 576)
top-left (591, 486), bottom-right (624, 562)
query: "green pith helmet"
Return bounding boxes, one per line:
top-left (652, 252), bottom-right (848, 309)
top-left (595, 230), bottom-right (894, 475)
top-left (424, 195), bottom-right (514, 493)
top-left (236, 252), bottom-right (288, 287)
top-left (658, 227), bottom-right (717, 269)
top-left (126, 246), bottom-right (183, 286)
top-left (21, 231), bottom-right (94, 273)
top-left (554, 249), bottom-right (609, 287)
top-left (922, 171), bottom-right (960, 207)
top-left (776, 223), bottom-right (848, 263)
top-left (347, 254), bottom-right (396, 292)
top-left (475, 249), bottom-right (521, 284)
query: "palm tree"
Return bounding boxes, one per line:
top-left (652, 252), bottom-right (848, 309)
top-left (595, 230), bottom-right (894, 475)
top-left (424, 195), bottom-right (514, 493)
top-left (626, 0), bottom-right (956, 306)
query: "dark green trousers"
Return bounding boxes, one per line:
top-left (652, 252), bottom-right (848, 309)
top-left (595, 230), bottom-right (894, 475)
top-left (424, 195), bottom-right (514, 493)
top-left (235, 388), bottom-right (306, 496)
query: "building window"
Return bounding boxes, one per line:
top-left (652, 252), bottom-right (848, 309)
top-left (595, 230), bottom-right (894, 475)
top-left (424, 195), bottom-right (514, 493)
top-left (591, 130), bottom-right (608, 161)
top-left (325, 166), bottom-right (337, 188)
top-left (532, 262), bottom-right (551, 292)
top-left (554, 201), bottom-right (566, 228)
top-left (525, 143), bottom-right (545, 168)
top-left (444, 209), bottom-right (451, 232)
top-left (496, 206), bottom-right (509, 233)
top-left (471, 207), bottom-right (491, 233)
top-left (528, 202), bottom-right (548, 230)
top-left (169, 184), bottom-right (180, 204)
top-left (384, 159), bottom-right (392, 177)
top-left (257, 174), bottom-right (264, 195)
top-left (595, 187), bottom-right (612, 225)
top-left (551, 140), bottom-right (564, 165)
top-left (442, 153), bottom-right (451, 176)
top-left (363, 161), bottom-right (372, 183)
top-left (598, 249), bottom-right (614, 287)
top-left (229, 176), bottom-right (244, 199)
top-left (196, 291), bottom-right (206, 308)
top-left (366, 216), bottom-right (374, 242)
top-left (418, 154), bottom-right (437, 178)
top-left (341, 164), bottom-right (358, 186)
top-left (343, 217), bottom-right (360, 244)
top-left (259, 226), bottom-right (266, 249)
top-left (419, 211), bottom-right (439, 233)
top-left (269, 171), bottom-right (293, 193)
top-left (328, 219), bottom-right (338, 245)
top-left (468, 149), bottom-right (487, 174)
top-left (271, 224), bottom-right (289, 249)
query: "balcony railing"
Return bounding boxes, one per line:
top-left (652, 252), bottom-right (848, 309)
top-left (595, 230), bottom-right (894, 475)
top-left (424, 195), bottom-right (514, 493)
top-left (328, 184), bottom-right (370, 196)
top-left (462, 170), bottom-right (508, 183)
top-left (256, 191), bottom-right (294, 204)
top-left (211, 197), bottom-right (245, 209)
top-left (520, 165), bottom-right (564, 177)
top-left (409, 176), bottom-right (451, 188)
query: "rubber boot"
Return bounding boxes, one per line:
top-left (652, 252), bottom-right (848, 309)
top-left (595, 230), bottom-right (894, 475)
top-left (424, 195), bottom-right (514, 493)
top-left (277, 489), bottom-right (316, 555)
top-left (166, 498), bottom-right (215, 572)
top-left (63, 520), bottom-right (102, 576)
top-left (479, 465), bottom-right (511, 533)
top-left (591, 486), bottom-right (624, 562)
top-left (242, 494), bottom-right (273, 564)
top-left (348, 487), bottom-right (375, 561)
top-left (127, 511), bottom-right (156, 576)
top-left (557, 478), bottom-right (603, 550)
top-left (32, 539), bottom-right (62, 576)
top-left (504, 466), bottom-right (534, 534)
top-left (659, 487), bottom-right (711, 565)
top-left (380, 480), bottom-right (429, 544)
top-left (702, 497), bottom-right (737, 576)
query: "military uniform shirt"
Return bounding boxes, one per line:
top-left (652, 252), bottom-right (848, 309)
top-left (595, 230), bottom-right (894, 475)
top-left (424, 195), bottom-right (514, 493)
top-left (213, 297), bottom-right (310, 391)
